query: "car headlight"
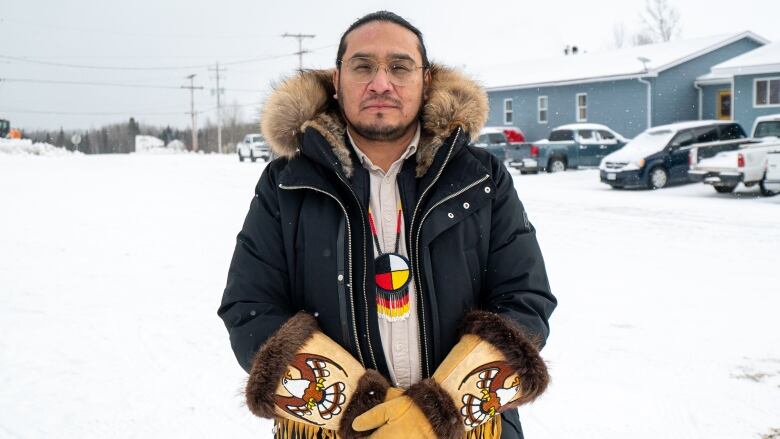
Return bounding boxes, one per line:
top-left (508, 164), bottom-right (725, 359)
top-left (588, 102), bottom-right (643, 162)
top-left (621, 159), bottom-right (644, 171)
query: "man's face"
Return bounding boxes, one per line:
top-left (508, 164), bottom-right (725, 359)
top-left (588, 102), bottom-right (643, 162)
top-left (334, 21), bottom-right (428, 141)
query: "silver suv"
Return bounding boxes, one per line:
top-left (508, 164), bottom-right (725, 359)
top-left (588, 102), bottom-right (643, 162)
top-left (237, 134), bottom-right (270, 162)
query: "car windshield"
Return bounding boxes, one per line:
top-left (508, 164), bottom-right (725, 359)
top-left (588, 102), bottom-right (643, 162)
top-left (487, 133), bottom-right (506, 143)
top-left (753, 121), bottom-right (780, 138)
top-left (251, 136), bottom-right (263, 143)
top-left (620, 129), bottom-right (675, 155)
top-left (549, 130), bottom-right (574, 141)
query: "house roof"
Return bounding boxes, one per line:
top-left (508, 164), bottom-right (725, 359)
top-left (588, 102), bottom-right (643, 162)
top-left (482, 31), bottom-right (768, 92)
top-left (710, 41), bottom-right (780, 76)
top-left (694, 71), bottom-right (732, 85)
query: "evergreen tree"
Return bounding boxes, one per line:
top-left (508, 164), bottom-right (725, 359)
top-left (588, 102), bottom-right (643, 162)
top-left (128, 117), bottom-right (140, 152)
top-left (56, 128), bottom-right (66, 149)
top-left (100, 128), bottom-right (109, 154)
top-left (81, 133), bottom-right (92, 154)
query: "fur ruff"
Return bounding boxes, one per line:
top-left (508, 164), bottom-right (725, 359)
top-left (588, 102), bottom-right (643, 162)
top-left (245, 312), bottom-right (319, 418)
top-left (260, 64), bottom-right (488, 177)
top-left (459, 310), bottom-right (550, 407)
top-left (406, 378), bottom-right (465, 439)
top-left (338, 369), bottom-right (392, 439)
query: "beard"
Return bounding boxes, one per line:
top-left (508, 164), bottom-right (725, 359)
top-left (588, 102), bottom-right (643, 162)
top-left (337, 87), bottom-right (423, 141)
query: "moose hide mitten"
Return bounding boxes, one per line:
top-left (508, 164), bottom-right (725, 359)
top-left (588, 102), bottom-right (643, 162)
top-left (352, 309), bottom-right (549, 439)
top-left (245, 311), bottom-right (399, 438)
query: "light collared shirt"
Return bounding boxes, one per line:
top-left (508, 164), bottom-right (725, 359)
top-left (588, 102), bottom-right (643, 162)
top-left (347, 124), bottom-right (422, 388)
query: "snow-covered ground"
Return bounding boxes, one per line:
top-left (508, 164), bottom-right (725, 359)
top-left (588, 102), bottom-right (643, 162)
top-left (0, 154), bottom-right (777, 438)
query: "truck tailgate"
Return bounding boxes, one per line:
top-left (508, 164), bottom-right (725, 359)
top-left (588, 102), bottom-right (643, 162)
top-left (766, 151), bottom-right (780, 183)
top-left (506, 143), bottom-right (535, 161)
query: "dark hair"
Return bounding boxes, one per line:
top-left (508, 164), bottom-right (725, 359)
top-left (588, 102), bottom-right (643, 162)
top-left (336, 11), bottom-right (429, 68)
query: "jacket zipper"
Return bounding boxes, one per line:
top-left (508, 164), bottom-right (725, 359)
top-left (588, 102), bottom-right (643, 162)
top-left (278, 183), bottom-right (366, 368)
top-left (413, 173), bottom-right (490, 376)
top-left (408, 127), bottom-right (461, 376)
top-left (332, 171), bottom-right (379, 370)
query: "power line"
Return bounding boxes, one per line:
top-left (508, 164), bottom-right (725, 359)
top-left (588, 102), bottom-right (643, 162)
top-left (0, 17), bottom-right (285, 40)
top-left (0, 101), bottom-right (263, 117)
top-left (0, 54), bottom-right (212, 71)
top-left (1, 77), bottom-right (184, 90)
top-left (0, 77), bottom-right (265, 92)
top-left (0, 44), bottom-right (337, 63)
top-left (0, 49), bottom-right (323, 71)
top-left (0, 108), bottom-right (189, 116)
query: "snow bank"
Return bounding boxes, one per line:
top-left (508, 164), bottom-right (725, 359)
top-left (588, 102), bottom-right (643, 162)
top-left (0, 138), bottom-right (77, 156)
top-left (134, 135), bottom-right (164, 153)
top-left (133, 137), bottom-right (189, 155)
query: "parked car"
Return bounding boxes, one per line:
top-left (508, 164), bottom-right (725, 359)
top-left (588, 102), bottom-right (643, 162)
top-left (507, 123), bottom-right (628, 174)
top-left (762, 150), bottom-right (780, 195)
top-left (482, 125), bottom-right (526, 143)
top-left (599, 120), bottom-right (748, 189)
top-left (472, 127), bottom-right (509, 162)
top-left (237, 134), bottom-right (270, 162)
top-left (688, 114), bottom-right (780, 195)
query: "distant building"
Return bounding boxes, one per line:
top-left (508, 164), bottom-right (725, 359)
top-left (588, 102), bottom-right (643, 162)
top-left (483, 32), bottom-right (768, 141)
top-left (696, 41), bottom-right (780, 134)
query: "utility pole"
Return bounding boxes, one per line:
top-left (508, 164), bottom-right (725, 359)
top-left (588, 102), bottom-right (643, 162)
top-left (182, 74), bottom-right (204, 152)
top-left (209, 62), bottom-right (227, 154)
top-left (282, 32), bottom-right (316, 71)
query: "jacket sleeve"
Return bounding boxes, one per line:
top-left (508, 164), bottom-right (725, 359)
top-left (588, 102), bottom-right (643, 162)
top-left (218, 164), bottom-right (293, 372)
top-left (482, 157), bottom-right (557, 348)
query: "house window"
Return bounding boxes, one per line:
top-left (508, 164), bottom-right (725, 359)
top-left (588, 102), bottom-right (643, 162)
top-left (503, 99), bottom-right (513, 124)
top-left (755, 78), bottom-right (780, 107)
top-left (576, 93), bottom-right (587, 122)
top-left (538, 96), bottom-right (548, 124)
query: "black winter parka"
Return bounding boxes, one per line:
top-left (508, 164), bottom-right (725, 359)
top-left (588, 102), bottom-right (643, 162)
top-left (218, 65), bottom-right (557, 438)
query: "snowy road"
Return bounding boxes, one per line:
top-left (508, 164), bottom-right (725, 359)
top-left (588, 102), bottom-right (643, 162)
top-left (0, 154), bottom-right (777, 438)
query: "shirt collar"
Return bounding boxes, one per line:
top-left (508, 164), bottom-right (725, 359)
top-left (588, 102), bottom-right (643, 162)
top-left (347, 123), bottom-right (420, 172)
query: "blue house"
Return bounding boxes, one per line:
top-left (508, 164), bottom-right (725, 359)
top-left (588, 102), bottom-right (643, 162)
top-left (696, 41), bottom-right (780, 134)
top-left (482, 32), bottom-right (768, 141)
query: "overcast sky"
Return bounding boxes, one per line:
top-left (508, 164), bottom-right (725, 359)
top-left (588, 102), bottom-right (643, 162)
top-left (2, 0), bottom-right (779, 131)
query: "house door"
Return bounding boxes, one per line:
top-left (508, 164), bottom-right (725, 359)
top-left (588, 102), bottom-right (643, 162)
top-left (717, 90), bottom-right (732, 120)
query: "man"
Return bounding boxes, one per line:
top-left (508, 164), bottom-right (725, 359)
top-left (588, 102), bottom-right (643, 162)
top-left (218, 11), bottom-right (556, 439)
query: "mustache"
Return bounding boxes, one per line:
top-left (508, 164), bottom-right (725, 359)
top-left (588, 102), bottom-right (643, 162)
top-left (360, 96), bottom-right (402, 109)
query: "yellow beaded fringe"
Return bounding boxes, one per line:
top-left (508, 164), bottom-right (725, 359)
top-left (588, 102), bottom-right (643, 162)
top-left (273, 415), bottom-right (502, 439)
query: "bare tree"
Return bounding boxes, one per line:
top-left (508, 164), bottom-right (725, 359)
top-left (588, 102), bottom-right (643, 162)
top-left (640, 0), bottom-right (681, 43)
top-left (612, 22), bottom-right (627, 49)
top-left (633, 31), bottom-right (657, 46)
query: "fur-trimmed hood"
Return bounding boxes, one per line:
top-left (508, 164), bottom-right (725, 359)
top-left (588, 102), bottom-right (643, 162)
top-left (260, 64), bottom-right (488, 177)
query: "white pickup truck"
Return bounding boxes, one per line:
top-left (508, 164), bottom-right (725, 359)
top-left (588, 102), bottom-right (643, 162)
top-left (688, 114), bottom-right (780, 195)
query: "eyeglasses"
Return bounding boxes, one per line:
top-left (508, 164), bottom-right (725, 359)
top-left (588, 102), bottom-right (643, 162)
top-left (338, 56), bottom-right (426, 86)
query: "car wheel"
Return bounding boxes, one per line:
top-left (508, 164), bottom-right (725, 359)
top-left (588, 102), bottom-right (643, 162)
top-left (547, 157), bottom-right (566, 173)
top-left (238, 152), bottom-right (244, 162)
top-left (649, 166), bottom-right (668, 189)
top-left (714, 185), bottom-right (736, 194)
top-left (250, 151), bottom-right (256, 163)
top-left (759, 177), bottom-right (778, 196)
